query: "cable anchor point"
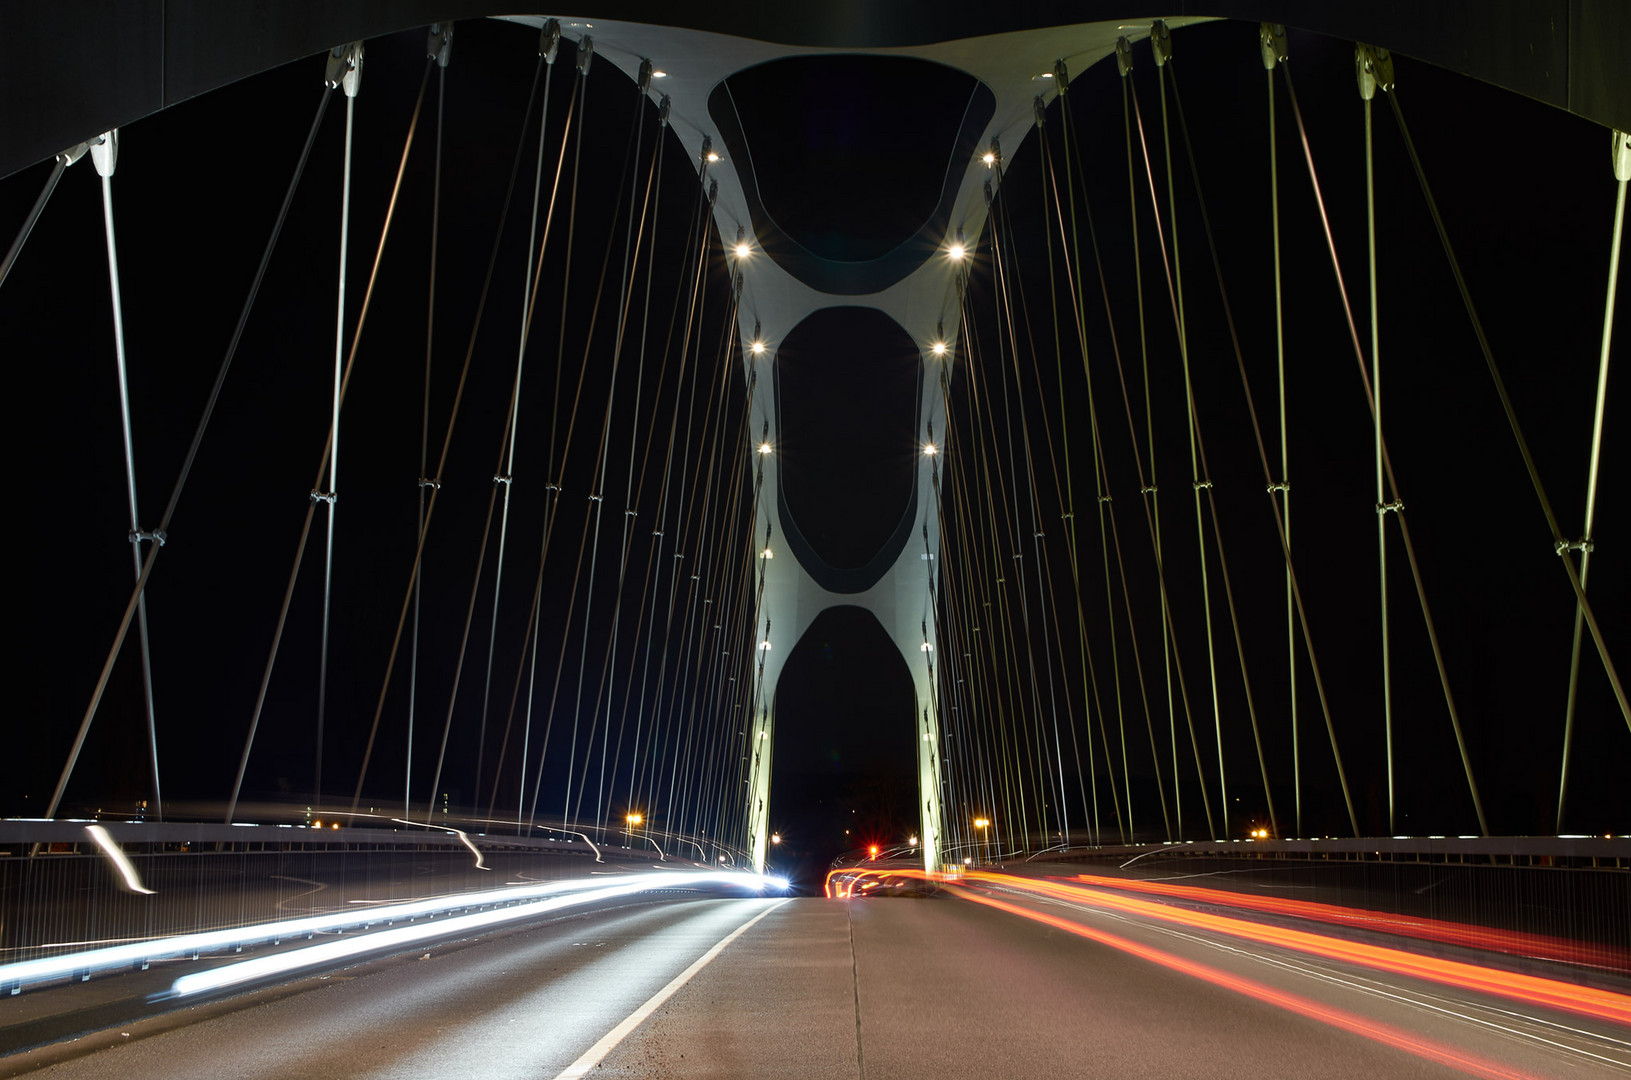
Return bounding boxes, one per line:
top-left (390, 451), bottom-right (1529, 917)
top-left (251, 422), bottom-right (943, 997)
top-left (575, 35), bottom-right (594, 76)
top-left (1115, 37), bottom-right (1134, 78)
top-left (538, 19), bottom-right (559, 64)
top-left (1355, 44), bottom-right (1395, 101)
top-left (324, 42), bottom-right (364, 97)
top-left (1259, 24), bottom-right (1288, 70)
top-left (1151, 21), bottom-right (1174, 67)
top-left (428, 23), bottom-right (454, 68)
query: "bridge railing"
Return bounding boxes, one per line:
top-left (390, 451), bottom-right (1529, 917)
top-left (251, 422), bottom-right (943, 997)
top-left (0, 819), bottom-right (669, 984)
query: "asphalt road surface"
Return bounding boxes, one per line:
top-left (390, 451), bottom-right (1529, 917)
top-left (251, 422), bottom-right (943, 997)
top-left (5, 882), bottom-right (1629, 1078)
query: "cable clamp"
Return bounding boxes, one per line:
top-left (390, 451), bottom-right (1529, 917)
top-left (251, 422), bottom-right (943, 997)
top-left (1060, 512), bottom-right (1074, 520)
top-left (417, 477), bottom-right (441, 490)
top-left (1259, 23), bottom-right (1287, 70)
top-left (428, 23), bottom-right (454, 67)
top-left (652, 530), bottom-right (664, 537)
top-left (537, 19), bottom-right (559, 64)
top-left (1033, 532), bottom-right (1045, 539)
top-left (493, 474), bottom-right (513, 486)
top-left (1266, 481), bottom-right (1290, 494)
top-left (1193, 480), bottom-right (1214, 491)
top-left (1555, 538), bottom-right (1595, 556)
top-left (324, 42), bottom-right (364, 97)
top-left (1375, 499), bottom-right (1404, 515)
top-left (625, 509), bottom-right (638, 517)
top-left (1151, 20), bottom-right (1173, 67)
top-left (309, 490), bottom-right (336, 505)
top-left (1140, 485), bottom-right (1157, 495)
top-left (588, 493), bottom-right (603, 502)
top-left (57, 141), bottom-right (93, 167)
top-left (1355, 44), bottom-right (1394, 101)
top-left (1098, 495), bottom-right (1113, 504)
top-left (129, 528), bottom-right (167, 547)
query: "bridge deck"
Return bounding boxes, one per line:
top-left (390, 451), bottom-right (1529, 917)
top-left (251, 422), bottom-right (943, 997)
top-left (7, 884), bottom-right (1627, 1078)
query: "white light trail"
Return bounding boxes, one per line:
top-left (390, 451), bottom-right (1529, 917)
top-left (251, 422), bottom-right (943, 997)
top-left (85, 824), bottom-right (155, 895)
top-left (0, 870), bottom-right (784, 995)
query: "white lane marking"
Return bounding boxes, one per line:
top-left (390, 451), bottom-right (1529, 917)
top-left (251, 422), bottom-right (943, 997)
top-left (551, 899), bottom-right (791, 1080)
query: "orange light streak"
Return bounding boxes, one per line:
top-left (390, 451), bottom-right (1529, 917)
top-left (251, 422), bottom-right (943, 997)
top-left (964, 872), bottom-right (1631, 1027)
top-left (1067, 872), bottom-right (1630, 972)
top-left (946, 885), bottom-right (1542, 1080)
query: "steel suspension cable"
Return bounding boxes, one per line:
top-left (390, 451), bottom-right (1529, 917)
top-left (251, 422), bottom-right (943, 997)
top-left (1376, 91), bottom-right (1631, 744)
top-left (344, 52), bottom-right (543, 812)
top-left (1156, 56), bottom-right (1364, 834)
top-left (49, 77), bottom-right (345, 822)
top-left (994, 149), bottom-right (1080, 845)
top-left (1262, 26), bottom-right (1301, 836)
top-left (987, 178), bottom-right (1069, 845)
top-left (315, 45), bottom-right (364, 809)
top-left (1558, 130), bottom-right (1629, 827)
top-left (1285, 63), bottom-right (1505, 831)
top-left (1038, 97), bottom-right (1112, 842)
top-left (627, 172), bottom-right (711, 815)
top-left (597, 91), bottom-right (670, 832)
top-left (408, 43), bottom-right (450, 820)
top-left (472, 31), bottom-right (563, 812)
top-left (1160, 52), bottom-right (1283, 837)
top-left (226, 62), bottom-right (431, 821)
top-left (1141, 63), bottom-right (1356, 835)
top-left (1052, 82), bottom-right (1132, 840)
top-left (1119, 61), bottom-right (1182, 839)
top-left (86, 133), bottom-right (166, 823)
top-left (1150, 49), bottom-right (1219, 838)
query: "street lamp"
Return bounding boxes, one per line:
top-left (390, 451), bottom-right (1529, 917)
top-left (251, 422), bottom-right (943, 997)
top-left (973, 817), bottom-right (990, 863)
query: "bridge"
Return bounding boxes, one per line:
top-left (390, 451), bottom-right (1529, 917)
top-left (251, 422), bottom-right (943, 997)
top-left (2, 3), bottom-right (1629, 1076)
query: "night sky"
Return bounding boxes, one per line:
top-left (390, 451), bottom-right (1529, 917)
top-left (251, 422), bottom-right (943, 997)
top-left (2, 17), bottom-right (1626, 885)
